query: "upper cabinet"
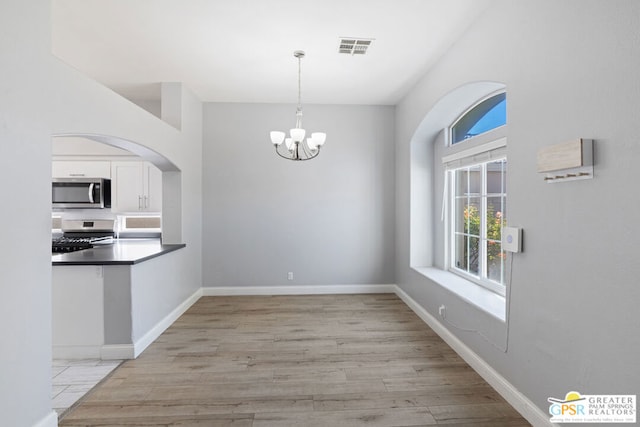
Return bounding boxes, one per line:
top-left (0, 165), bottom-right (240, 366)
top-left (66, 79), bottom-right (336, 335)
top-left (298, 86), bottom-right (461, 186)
top-left (111, 161), bottom-right (162, 213)
top-left (51, 159), bottom-right (163, 214)
top-left (52, 161), bottom-right (111, 179)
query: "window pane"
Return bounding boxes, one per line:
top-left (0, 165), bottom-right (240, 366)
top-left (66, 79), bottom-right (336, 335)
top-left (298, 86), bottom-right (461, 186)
top-left (487, 245), bottom-right (506, 283)
top-left (486, 160), bottom-right (505, 194)
top-left (468, 165), bottom-right (482, 195)
top-left (454, 233), bottom-right (467, 271)
top-left (468, 236), bottom-right (480, 275)
top-left (454, 234), bottom-right (480, 277)
top-left (454, 198), bottom-right (467, 235)
top-left (455, 166), bottom-right (482, 195)
top-left (486, 197), bottom-right (503, 241)
top-left (499, 196), bottom-right (507, 228)
top-left (502, 160), bottom-right (507, 194)
top-left (464, 197), bottom-right (481, 237)
top-left (467, 97), bottom-right (506, 136)
top-left (455, 169), bottom-right (468, 196)
top-left (451, 93), bottom-right (506, 144)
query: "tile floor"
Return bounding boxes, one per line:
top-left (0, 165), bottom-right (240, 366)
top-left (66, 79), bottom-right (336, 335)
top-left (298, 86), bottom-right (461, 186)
top-left (52, 359), bottom-right (122, 417)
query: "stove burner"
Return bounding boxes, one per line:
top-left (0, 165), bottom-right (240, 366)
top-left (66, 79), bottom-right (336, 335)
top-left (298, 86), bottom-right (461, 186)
top-left (52, 235), bottom-right (114, 253)
top-left (52, 237), bottom-right (94, 253)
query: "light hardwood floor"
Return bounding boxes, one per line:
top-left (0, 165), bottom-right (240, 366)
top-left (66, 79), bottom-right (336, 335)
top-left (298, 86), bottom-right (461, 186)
top-left (60, 294), bottom-right (531, 426)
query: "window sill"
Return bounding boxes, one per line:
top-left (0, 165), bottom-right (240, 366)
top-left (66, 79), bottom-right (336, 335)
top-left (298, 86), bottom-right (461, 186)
top-left (412, 267), bottom-right (506, 322)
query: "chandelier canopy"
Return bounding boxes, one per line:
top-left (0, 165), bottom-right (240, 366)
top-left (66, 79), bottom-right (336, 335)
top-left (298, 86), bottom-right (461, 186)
top-left (270, 50), bottom-right (326, 161)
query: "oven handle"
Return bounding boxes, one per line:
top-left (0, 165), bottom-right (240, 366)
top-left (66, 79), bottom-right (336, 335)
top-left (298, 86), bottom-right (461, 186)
top-left (88, 183), bottom-right (95, 204)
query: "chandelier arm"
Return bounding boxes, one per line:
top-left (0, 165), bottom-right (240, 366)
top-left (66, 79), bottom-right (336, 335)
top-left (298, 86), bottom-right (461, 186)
top-left (299, 136), bottom-right (321, 160)
top-left (274, 142), bottom-right (320, 161)
top-left (275, 144), bottom-right (294, 160)
top-left (300, 147), bottom-right (320, 160)
top-left (298, 139), bottom-right (313, 158)
top-left (297, 140), bottom-right (319, 161)
top-left (293, 141), bottom-right (300, 160)
top-left (296, 147), bottom-right (320, 161)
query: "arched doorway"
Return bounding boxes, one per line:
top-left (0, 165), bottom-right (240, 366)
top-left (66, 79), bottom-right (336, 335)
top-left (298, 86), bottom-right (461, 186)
top-left (52, 133), bottom-right (182, 243)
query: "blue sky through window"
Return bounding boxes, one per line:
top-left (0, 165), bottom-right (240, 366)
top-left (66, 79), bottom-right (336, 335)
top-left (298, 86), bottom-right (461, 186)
top-left (467, 98), bottom-right (506, 137)
top-left (452, 93), bottom-right (506, 144)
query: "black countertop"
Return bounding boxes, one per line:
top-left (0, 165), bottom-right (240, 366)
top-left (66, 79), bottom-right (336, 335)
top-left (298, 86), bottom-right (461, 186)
top-left (52, 238), bottom-right (186, 266)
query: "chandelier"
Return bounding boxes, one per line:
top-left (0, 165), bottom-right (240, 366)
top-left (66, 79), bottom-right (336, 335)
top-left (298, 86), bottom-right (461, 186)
top-left (270, 50), bottom-right (326, 161)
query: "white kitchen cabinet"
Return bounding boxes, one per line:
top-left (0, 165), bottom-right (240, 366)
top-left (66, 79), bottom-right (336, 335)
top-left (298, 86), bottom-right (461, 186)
top-left (52, 266), bottom-right (104, 359)
top-left (111, 161), bottom-right (162, 213)
top-left (52, 160), bottom-right (111, 178)
top-left (144, 163), bottom-right (163, 212)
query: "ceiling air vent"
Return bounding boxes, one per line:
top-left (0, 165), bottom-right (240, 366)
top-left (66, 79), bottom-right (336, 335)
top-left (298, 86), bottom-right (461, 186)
top-left (339, 38), bottom-right (373, 55)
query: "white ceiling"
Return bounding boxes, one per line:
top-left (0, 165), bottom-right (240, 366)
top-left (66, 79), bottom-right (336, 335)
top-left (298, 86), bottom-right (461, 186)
top-left (52, 0), bottom-right (493, 105)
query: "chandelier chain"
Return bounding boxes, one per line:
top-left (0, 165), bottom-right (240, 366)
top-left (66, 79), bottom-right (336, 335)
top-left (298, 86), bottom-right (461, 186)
top-left (298, 54), bottom-right (302, 109)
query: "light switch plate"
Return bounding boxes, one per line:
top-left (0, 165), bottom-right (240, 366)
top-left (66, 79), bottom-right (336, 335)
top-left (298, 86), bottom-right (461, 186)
top-left (502, 227), bottom-right (522, 252)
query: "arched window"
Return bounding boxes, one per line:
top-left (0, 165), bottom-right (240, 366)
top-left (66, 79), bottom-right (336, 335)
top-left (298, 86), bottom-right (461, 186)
top-left (408, 82), bottom-right (508, 319)
top-left (450, 92), bottom-right (506, 144)
top-left (445, 91), bottom-right (507, 295)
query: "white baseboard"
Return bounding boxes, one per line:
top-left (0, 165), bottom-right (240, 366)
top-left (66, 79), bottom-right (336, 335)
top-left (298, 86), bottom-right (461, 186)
top-left (202, 284), bottom-right (396, 296)
top-left (132, 287), bottom-right (203, 358)
top-left (32, 411), bottom-right (57, 427)
top-left (101, 344), bottom-right (135, 360)
top-left (394, 286), bottom-right (555, 427)
top-left (52, 345), bottom-right (102, 359)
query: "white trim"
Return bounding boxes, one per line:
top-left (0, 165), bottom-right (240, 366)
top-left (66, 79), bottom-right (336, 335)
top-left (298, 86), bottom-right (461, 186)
top-left (202, 284), bottom-right (396, 296)
top-left (132, 287), bottom-right (203, 358)
top-left (101, 344), bottom-right (135, 360)
top-left (52, 345), bottom-right (102, 359)
top-left (412, 267), bottom-right (505, 321)
top-left (394, 286), bottom-right (557, 427)
top-left (53, 289), bottom-right (203, 361)
top-left (32, 411), bottom-right (57, 427)
top-left (442, 136), bottom-right (507, 164)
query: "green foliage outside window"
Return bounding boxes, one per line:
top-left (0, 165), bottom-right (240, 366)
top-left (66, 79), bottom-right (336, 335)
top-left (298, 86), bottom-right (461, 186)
top-left (462, 204), bottom-right (504, 271)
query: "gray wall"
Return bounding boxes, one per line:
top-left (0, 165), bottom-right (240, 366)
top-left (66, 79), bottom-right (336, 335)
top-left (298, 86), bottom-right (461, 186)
top-left (395, 0), bottom-right (640, 420)
top-left (0, 1), bottom-right (203, 425)
top-left (0, 2), bottom-right (54, 425)
top-left (203, 103), bottom-right (395, 287)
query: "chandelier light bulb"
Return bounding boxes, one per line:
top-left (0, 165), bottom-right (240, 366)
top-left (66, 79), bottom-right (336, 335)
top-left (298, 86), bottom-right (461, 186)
top-left (270, 131), bottom-right (285, 146)
top-left (290, 128), bottom-right (306, 143)
top-left (284, 138), bottom-right (294, 151)
top-left (311, 132), bottom-right (326, 147)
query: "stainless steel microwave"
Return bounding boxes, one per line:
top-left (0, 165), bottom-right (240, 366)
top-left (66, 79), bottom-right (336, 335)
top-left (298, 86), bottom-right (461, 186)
top-left (52, 178), bottom-right (111, 209)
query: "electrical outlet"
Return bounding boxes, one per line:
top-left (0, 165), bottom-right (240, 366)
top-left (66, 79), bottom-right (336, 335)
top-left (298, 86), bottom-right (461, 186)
top-left (287, 272), bottom-right (293, 281)
top-left (438, 305), bottom-right (446, 317)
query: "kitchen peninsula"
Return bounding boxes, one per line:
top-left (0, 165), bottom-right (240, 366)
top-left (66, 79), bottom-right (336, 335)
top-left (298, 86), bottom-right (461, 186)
top-left (52, 239), bottom-right (186, 361)
top-left (52, 238), bottom-right (184, 265)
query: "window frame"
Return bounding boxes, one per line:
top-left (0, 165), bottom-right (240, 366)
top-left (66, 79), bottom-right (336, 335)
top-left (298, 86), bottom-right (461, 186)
top-left (449, 90), bottom-right (506, 146)
top-left (447, 156), bottom-right (507, 296)
top-left (443, 90), bottom-right (508, 296)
